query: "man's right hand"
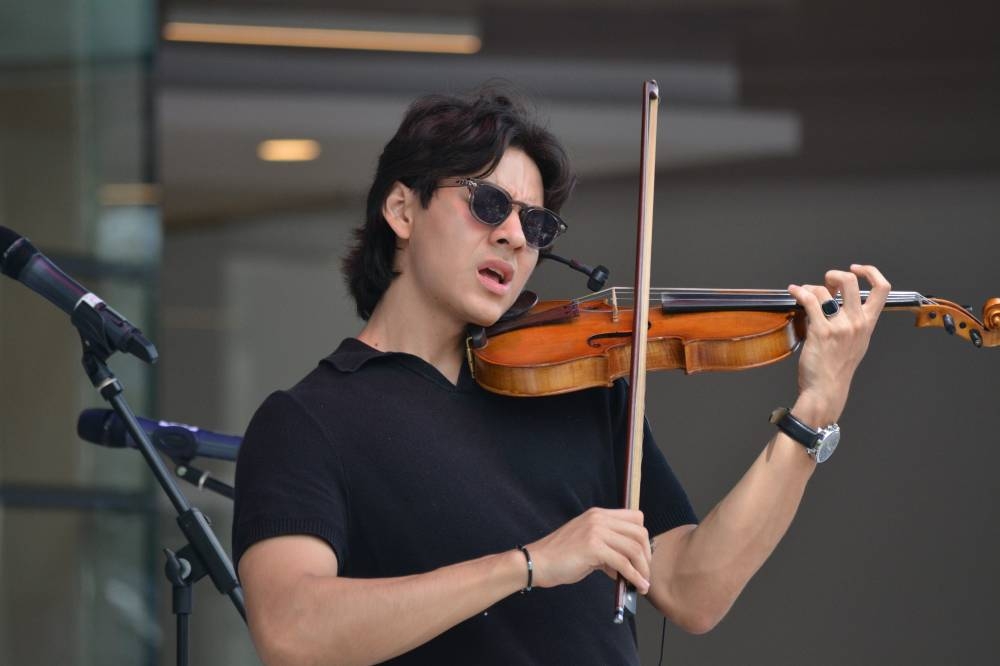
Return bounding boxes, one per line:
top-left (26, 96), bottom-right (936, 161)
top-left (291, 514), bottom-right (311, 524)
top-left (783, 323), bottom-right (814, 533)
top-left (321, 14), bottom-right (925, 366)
top-left (526, 508), bottom-right (652, 594)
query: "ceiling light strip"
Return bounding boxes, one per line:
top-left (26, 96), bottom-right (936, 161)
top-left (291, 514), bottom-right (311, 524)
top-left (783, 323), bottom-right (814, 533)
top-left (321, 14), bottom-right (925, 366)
top-left (163, 22), bottom-right (481, 55)
top-left (257, 139), bottom-right (321, 162)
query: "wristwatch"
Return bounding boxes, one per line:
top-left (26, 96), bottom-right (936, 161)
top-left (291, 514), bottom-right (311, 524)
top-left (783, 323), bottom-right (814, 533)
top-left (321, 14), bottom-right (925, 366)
top-left (769, 407), bottom-right (841, 463)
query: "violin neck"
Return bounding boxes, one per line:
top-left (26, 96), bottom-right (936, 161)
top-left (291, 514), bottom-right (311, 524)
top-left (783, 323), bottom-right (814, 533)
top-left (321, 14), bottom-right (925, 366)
top-left (627, 288), bottom-right (927, 313)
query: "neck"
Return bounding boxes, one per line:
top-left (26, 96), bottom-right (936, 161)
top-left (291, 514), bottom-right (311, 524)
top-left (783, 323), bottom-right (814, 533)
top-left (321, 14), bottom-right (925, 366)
top-left (357, 280), bottom-right (468, 384)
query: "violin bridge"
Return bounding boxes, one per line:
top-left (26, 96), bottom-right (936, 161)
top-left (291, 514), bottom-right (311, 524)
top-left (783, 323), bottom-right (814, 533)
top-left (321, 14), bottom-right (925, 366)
top-left (611, 287), bottom-right (620, 323)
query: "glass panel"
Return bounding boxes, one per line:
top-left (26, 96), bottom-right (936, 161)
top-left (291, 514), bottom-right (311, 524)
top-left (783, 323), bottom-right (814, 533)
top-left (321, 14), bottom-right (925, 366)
top-left (0, 1), bottom-right (160, 665)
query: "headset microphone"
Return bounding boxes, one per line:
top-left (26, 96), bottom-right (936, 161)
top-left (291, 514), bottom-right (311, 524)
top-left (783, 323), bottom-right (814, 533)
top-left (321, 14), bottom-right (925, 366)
top-left (540, 251), bottom-right (610, 292)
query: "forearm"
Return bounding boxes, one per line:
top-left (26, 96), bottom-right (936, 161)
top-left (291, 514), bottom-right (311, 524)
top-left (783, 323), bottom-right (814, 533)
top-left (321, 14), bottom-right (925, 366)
top-left (651, 398), bottom-right (825, 632)
top-left (250, 549), bottom-right (526, 666)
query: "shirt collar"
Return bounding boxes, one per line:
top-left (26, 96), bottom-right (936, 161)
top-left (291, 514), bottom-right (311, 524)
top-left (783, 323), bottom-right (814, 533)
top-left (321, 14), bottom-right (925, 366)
top-left (321, 337), bottom-right (478, 392)
top-left (321, 337), bottom-right (387, 373)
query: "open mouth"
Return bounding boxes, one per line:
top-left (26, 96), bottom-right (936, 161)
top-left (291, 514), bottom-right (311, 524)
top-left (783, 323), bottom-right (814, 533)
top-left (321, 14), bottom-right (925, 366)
top-left (478, 266), bottom-right (507, 285)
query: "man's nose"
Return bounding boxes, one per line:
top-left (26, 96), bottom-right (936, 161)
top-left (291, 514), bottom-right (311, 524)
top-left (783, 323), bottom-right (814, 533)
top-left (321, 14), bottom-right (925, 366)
top-left (491, 209), bottom-right (527, 249)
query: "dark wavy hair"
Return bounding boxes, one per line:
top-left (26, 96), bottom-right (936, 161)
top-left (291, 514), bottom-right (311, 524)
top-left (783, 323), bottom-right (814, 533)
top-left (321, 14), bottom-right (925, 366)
top-left (342, 86), bottom-right (576, 320)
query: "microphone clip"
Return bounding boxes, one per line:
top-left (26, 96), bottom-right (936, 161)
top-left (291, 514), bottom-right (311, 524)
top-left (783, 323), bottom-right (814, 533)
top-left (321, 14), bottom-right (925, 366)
top-left (72, 294), bottom-right (158, 364)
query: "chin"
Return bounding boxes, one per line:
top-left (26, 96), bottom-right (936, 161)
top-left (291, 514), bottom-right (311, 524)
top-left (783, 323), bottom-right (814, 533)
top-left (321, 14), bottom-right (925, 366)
top-left (467, 311), bottom-right (503, 328)
top-left (464, 300), bottom-right (509, 328)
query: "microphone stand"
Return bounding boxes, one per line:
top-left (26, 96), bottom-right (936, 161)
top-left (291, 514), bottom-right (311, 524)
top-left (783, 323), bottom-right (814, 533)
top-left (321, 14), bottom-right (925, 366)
top-left (79, 335), bottom-right (245, 666)
top-left (173, 460), bottom-right (235, 500)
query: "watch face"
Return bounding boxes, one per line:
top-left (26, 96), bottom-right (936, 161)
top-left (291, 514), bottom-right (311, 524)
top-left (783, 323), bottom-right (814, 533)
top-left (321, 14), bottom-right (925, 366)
top-left (813, 426), bottom-right (841, 463)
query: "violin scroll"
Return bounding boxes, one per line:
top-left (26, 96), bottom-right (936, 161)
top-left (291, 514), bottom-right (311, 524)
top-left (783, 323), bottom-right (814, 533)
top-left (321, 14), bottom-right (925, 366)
top-left (984, 297), bottom-right (1000, 332)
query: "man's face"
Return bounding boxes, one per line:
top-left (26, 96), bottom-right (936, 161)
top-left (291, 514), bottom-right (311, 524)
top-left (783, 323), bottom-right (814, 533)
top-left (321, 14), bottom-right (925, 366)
top-left (402, 148), bottom-right (544, 329)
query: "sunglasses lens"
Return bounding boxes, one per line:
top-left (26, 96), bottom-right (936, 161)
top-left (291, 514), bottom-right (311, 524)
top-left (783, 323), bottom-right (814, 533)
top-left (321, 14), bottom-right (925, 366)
top-left (460, 179), bottom-right (564, 249)
top-left (470, 183), bottom-right (512, 225)
top-left (521, 209), bottom-right (561, 249)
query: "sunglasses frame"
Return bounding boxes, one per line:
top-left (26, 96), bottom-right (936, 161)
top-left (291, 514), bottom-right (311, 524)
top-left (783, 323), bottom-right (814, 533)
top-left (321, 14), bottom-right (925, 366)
top-left (438, 177), bottom-right (568, 250)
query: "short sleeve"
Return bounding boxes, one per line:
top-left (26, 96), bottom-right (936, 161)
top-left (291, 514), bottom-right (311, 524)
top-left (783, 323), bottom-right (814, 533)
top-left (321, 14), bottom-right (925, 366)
top-left (637, 419), bottom-right (699, 536)
top-left (610, 379), bottom-right (699, 536)
top-left (232, 390), bottom-right (351, 572)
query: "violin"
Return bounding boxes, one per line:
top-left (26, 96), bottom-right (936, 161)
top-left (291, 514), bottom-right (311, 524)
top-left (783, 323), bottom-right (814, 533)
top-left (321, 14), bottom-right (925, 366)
top-left (467, 287), bottom-right (1000, 397)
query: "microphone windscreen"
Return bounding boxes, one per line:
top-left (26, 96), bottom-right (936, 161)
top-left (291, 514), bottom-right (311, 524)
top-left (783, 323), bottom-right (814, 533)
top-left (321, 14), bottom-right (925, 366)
top-left (76, 408), bottom-right (124, 447)
top-left (0, 226), bottom-right (21, 252)
top-left (0, 226), bottom-right (27, 276)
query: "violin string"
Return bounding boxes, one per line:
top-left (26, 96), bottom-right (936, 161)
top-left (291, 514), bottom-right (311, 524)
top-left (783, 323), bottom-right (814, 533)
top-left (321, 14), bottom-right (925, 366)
top-left (573, 288), bottom-right (929, 307)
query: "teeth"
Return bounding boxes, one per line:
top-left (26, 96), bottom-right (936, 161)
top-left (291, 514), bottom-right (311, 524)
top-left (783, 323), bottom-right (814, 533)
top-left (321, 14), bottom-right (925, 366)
top-left (486, 267), bottom-right (505, 284)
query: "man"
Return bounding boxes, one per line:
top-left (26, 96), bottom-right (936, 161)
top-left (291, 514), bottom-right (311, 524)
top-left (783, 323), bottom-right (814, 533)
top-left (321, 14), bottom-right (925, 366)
top-left (233, 88), bottom-right (890, 665)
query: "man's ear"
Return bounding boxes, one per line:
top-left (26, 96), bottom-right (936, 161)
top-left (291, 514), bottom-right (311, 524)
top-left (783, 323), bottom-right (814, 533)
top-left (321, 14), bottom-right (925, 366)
top-left (382, 181), bottom-right (416, 240)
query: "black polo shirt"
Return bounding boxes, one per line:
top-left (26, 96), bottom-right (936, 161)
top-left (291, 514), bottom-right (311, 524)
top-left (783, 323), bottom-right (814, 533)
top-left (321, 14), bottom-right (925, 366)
top-left (233, 338), bottom-right (697, 665)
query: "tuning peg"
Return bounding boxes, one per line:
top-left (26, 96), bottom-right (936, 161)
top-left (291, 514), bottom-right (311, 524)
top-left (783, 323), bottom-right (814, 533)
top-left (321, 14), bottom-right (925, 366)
top-left (943, 314), bottom-right (956, 335)
top-left (970, 329), bottom-right (983, 348)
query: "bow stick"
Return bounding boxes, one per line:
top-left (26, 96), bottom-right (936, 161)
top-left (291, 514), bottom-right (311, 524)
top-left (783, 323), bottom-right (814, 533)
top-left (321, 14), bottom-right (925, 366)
top-left (614, 79), bottom-right (659, 624)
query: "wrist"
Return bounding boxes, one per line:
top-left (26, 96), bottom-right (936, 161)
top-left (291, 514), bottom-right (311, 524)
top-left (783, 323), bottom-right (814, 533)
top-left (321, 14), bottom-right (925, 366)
top-left (791, 394), bottom-right (840, 429)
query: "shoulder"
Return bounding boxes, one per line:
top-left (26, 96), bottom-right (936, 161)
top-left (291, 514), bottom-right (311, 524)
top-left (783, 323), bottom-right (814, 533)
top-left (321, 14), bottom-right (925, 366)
top-left (246, 338), bottom-right (382, 436)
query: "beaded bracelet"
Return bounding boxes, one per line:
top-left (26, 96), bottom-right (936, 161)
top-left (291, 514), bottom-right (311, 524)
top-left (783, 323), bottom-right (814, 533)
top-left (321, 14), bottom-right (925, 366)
top-left (517, 545), bottom-right (533, 593)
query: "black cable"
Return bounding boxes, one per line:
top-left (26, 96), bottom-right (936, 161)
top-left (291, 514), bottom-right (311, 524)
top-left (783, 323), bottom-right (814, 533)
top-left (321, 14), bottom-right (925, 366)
top-left (657, 616), bottom-right (666, 665)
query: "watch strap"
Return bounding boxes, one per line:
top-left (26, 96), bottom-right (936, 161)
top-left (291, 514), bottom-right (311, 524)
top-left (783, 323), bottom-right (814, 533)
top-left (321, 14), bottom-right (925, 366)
top-left (769, 407), bottom-right (820, 448)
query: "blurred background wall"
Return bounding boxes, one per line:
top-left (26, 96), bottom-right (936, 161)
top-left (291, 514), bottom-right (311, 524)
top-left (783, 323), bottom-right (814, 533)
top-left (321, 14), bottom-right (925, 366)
top-left (2, 1), bottom-right (999, 664)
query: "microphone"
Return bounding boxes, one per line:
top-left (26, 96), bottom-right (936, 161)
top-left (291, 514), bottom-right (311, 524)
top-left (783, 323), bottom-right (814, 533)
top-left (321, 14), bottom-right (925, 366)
top-left (540, 251), bottom-right (610, 292)
top-left (0, 226), bottom-right (157, 363)
top-left (77, 408), bottom-right (241, 462)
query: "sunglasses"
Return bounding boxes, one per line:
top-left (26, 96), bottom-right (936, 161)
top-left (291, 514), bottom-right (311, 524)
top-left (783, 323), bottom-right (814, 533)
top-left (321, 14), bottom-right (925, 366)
top-left (438, 177), bottom-right (568, 250)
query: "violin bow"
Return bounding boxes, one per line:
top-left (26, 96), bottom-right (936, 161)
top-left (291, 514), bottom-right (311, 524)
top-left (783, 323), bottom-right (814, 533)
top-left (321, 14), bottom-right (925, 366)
top-left (615, 79), bottom-right (659, 624)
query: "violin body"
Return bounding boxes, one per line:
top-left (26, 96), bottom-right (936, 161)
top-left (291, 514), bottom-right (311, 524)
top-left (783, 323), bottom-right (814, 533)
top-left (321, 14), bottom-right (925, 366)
top-left (471, 299), bottom-right (807, 397)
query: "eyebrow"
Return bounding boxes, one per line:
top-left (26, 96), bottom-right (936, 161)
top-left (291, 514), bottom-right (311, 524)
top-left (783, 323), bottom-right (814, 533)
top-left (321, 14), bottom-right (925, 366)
top-left (486, 180), bottom-right (544, 209)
